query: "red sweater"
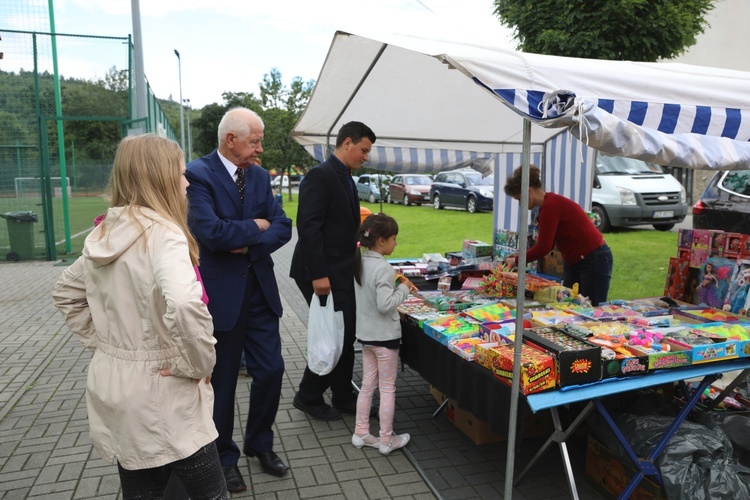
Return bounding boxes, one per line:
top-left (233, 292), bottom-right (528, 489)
top-left (527, 192), bottom-right (605, 266)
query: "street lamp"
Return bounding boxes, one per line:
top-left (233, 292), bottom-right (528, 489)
top-left (174, 49), bottom-right (186, 160)
top-left (183, 98), bottom-right (192, 162)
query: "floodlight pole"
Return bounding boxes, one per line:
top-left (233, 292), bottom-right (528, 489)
top-left (184, 98), bottom-right (192, 162)
top-left (174, 49), bottom-right (186, 160)
top-left (130, 0), bottom-right (147, 128)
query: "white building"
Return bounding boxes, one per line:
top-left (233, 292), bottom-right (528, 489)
top-left (672, 0), bottom-right (750, 72)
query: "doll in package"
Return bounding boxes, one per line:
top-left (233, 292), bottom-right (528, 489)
top-left (696, 257), bottom-right (736, 309)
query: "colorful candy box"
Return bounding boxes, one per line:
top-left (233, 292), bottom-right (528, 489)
top-left (524, 327), bottom-right (602, 387)
top-left (486, 342), bottom-right (556, 395)
top-left (422, 315), bottom-right (481, 346)
top-left (530, 309), bottom-right (587, 326)
top-left (625, 337), bottom-right (692, 370)
top-left (448, 337), bottom-right (488, 362)
top-left (462, 302), bottom-right (516, 323)
top-left (674, 307), bottom-right (750, 324)
top-left (690, 322), bottom-right (750, 358)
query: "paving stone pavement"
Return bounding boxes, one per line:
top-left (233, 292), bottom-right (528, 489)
top-left (0, 229), bottom-right (606, 499)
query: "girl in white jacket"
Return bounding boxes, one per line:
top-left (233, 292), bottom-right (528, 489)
top-left (351, 213), bottom-right (416, 455)
top-left (52, 135), bottom-right (227, 499)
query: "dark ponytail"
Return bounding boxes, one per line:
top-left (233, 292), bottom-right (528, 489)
top-left (354, 213), bottom-right (399, 285)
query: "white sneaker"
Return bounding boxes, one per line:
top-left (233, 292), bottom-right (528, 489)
top-left (351, 433), bottom-right (379, 449)
top-left (379, 433), bottom-right (410, 455)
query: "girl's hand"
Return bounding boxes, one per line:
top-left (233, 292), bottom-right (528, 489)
top-left (400, 277), bottom-right (418, 292)
top-left (160, 368), bottom-right (210, 385)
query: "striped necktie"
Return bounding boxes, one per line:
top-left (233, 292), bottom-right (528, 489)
top-left (235, 168), bottom-right (246, 205)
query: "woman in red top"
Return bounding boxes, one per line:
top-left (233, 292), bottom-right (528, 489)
top-left (504, 165), bottom-right (613, 305)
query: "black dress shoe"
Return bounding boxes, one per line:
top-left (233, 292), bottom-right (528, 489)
top-left (221, 464), bottom-right (247, 493)
top-left (243, 445), bottom-right (290, 477)
top-left (293, 394), bottom-right (342, 421)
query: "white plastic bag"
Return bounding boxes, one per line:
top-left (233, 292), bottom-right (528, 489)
top-left (306, 293), bottom-right (345, 376)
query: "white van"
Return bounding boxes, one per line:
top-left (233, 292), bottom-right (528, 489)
top-left (271, 175), bottom-right (289, 188)
top-left (591, 153), bottom-right (687, 232)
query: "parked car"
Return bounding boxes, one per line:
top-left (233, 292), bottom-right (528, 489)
top-left (430, 169), bottom-right (494, 213)
top-left (271, 175), bottom-right (289, 188)
top-left (693, 170), bottom-right (750, 234)
top-left (387, 174), bottom-right (432, 205)
top-left (591, 153), bottom-right (687, 232)
top-left (356, 174), bottom-right (390, 203)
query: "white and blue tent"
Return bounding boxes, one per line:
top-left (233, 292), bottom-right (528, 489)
top-left (291, 30), bottom-right (750, 498)
top-left (292, 31), bottom-right (750, 233)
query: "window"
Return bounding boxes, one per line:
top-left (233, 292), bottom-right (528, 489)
top-left (720, 171), bottom-right (750, 197)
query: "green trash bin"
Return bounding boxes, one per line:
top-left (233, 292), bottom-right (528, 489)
top-left (1, 211), bottom-right (38, 261)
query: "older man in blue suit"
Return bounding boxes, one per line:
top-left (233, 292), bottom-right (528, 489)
top-left (186, 107), bottom-right (292, 492)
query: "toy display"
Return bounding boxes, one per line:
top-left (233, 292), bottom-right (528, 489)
top-left (482, 342), bottom-right (556, 395)
top-left (448, 337), bottom-right (489, 361)
top-left (694, 257), bottom-right (736, 308)
top-left (691, 322), bottom-right (750, 357)
top-left (498, 271), bottom-right (561, 293)
top-left (530, 309), bottom-right (587, 326)
top-left (524, 327), bottom-right (601, 386)
top-left (423, 315), bottom-right (481, 346)
top-left (463, 302), bottom-right (516, 323)
top-left (664, 257), bottom-right (690, 300)
top-left (722, 259), bottom-right (750, 315)
top-left (477, 265), bottom-right (517, 298)
top-left (675, 307), bottom-right (750, 324)
top-left (663, 328), bottom-right (740, 364)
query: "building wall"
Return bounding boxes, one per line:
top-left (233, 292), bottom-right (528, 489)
top-left (672, 0), bottom-right (750, 73)
top-left (670, 0), bottom-right (750, 200)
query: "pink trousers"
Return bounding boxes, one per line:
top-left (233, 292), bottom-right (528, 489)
top-left (355, 345), bottom-right (400, 444)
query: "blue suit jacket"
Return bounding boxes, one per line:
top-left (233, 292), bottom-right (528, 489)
top-left (186, 151), bottom-right (292, 332)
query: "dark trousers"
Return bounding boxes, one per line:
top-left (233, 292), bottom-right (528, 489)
top-left (295, 278), bottom-right (357, 407)
top-left (212, 270), bottom-right (284, 465)
top-left (118, 442), bottom-right (227, 499)
top-left (563, 243), bottom-right (613, 306)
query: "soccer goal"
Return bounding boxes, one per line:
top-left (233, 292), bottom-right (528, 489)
top-left (14, 177), bottom-right (71, 198)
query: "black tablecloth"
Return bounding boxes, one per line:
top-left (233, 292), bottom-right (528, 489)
top-left (400, 317), bottom-right (533, 436)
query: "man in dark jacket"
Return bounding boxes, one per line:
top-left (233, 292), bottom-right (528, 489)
top-left (290, 121), bottom-right (376, 421)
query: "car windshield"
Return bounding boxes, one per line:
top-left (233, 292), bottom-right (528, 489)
top-left (465, 174), bottom-right (493, 186)
top-left (406, 176), bottom-right (430, 186)
top-left (596, 154), bottom-right (664, 175)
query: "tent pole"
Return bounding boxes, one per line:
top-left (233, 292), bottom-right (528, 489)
top-left (504, 119), bottom-right (531, 499)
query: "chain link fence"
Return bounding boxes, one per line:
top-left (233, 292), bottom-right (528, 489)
top-left (0, 27), bottom-right (176, 261)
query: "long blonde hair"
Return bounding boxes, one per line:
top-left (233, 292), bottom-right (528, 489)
top-left (105, 134), bottom-right (200, 265)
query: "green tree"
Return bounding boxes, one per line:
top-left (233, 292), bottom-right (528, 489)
top-left (258, 69), bottom-right (316, 199)
top-left (493, 0), bottom-right (714, 61)
top-left (190, 92), bottom-right (262, 157)
top-left (189, 69), bottom-right (316, 200)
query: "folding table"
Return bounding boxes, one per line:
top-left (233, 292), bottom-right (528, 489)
top-left (520, 358), bottom-right (750, 499)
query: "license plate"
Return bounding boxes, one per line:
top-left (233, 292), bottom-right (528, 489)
top-left (653, 210), bottom-right (674, 219)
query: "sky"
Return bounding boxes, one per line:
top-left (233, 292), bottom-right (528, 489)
top-left (13, 0), bottom-right (516, 109)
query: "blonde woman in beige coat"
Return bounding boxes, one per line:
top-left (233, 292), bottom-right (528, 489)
top-left (52, 135), bottom-right (228, 499)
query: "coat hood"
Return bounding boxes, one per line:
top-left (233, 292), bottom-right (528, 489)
top-left (83, 206), bottom-right (160, 267)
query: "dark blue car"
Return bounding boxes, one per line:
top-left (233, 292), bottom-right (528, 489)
top-left (430, 169), bottom-right (494, 213)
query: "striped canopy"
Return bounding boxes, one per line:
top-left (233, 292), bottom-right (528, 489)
top-left (293, 31), bottom-right (750, 173)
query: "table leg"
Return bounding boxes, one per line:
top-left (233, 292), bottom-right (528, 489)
top-left (432, 399), bottom-right (449, 418)
top-left (593, 374), bottom-right (717, 500)
top-left (514, 401), bottom-right (595, 499)
top-left (703, 368), bottom-right (750, 411)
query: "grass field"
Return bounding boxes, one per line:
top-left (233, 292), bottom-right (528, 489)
top-left (58, 193), bottom-right (678, 300)
top-left (0, 195), bottom-right (108, 259)
top-left (282, 196), bottom-right (678, 300)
